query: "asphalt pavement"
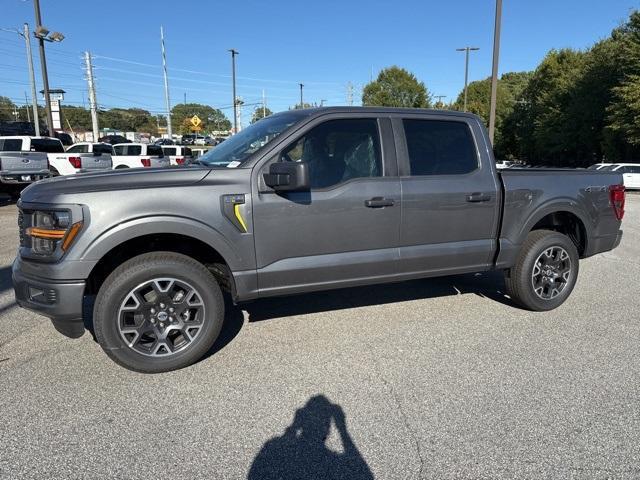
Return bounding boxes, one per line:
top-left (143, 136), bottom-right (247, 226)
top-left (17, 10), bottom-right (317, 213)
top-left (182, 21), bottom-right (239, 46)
top-left (0, 194), bottom-right (639, 479)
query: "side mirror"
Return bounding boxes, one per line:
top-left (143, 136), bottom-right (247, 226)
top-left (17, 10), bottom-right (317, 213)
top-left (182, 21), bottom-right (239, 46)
top-left (263, 161), bottom-right (310, 191)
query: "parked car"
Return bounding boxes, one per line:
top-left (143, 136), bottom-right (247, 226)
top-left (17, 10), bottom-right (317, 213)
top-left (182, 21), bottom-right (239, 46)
top-left (161, 145), bottom-right (193, 165)
top-left (496, 160), bottom-right (515, 169)
top-left (154, 138), bottom-right (174, 146)
top-left (180, 134), bottom-right (196, 145)
top-left (601, 163), bottom-right (640, 189)
top-left (12, 107), bottom-right (625, 372)
top-left (54, 132), bottom-right (74, 146)
top-left (0, 136), bottom-right (50, 200)
top-left (99, 135), bottom-right (130, 145)
top-left (112, 142), bottom-right (169, 169)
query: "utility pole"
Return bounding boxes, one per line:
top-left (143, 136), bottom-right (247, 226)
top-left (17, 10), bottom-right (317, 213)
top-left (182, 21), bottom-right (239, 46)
top-left (24, 92), bottom-right (31, 123)
top-left (228, 49), bottom-right (239, 133)
top-left (22, 24), bottom-right (39, 135)
top-left (433, 95), bottom-right (447, 107)
top-left (320, 99), bottom-right (327, 107)
top-left (12, 105), bottom-right (19, 121)
top-left (488, 0), bottom-right (503, 144)
top-left (183, 92), bottom-right (186, 105)
top-left (299, 83), bottom-right (304, 108)
top-left (32, 0), bottom-right (54, 135)
top-left (346, 82), bottom-right (354, 106)
top-left (84, 51), bottom-right (99, 141)
top-left (456, 46), bottom-right (480, 112)
top-left (160, 26), bottom-right (173, 138)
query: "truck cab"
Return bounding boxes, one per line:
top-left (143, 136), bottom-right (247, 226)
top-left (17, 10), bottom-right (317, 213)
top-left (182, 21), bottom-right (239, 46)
top-left (112, 143), bottom-right (170, 169)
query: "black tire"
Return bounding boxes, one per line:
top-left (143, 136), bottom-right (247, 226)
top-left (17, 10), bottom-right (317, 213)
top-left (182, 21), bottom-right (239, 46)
top-left (50, 167), bottom-right (60, 177)
top-left (504, 229), bottom-right (579, 311)
top-left (115, 165), bottom-right (129, 169)
top-left (94, 252), bottom-right (224, 373)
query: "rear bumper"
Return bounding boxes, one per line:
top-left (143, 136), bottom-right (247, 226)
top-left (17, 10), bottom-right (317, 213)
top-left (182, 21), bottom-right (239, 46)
top-left (0, 170), bottom-right (51, 184)
top-left (584, 229), bottom-right (623, 258)
top-left (12, 257), bottom-right (86, 338)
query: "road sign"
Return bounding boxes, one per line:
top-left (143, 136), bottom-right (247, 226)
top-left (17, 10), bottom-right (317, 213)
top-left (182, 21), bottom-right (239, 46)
top-left (190, 115), bottom-right (202, 128)
top-left (191, 125), bottom-right (202, 132)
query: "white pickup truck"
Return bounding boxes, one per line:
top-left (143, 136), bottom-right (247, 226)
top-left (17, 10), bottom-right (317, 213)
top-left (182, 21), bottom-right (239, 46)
top-left (0, 136), bottom-right (112, 176)
top-left (160, 145), bottom-right (193, 165)
top-left (0, 137), bottom-right (51, 200)
top-left (112, 143), bottom-right (170, 169)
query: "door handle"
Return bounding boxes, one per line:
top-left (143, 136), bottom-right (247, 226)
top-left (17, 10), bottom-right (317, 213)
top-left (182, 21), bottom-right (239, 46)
top-left (466, 193), bottom-right (491, 203)
top-left (365, 197), bottom-right (395, 208)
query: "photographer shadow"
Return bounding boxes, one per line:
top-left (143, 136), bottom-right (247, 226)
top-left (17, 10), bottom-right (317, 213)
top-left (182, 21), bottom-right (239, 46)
top-left (248, 395), bottom-right (373, 480)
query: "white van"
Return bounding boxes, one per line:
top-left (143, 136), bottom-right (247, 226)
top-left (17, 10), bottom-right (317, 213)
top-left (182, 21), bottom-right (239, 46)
top-left (112, 143), bottom-right (170, 169)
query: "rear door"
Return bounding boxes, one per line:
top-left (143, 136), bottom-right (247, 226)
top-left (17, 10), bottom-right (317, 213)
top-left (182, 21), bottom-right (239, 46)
top-left (252, 115), bottom-right (401, 295)
top-left (393, 115), bottom-right (501, 276)
top-left (622, 165), bottom-right (640, 189)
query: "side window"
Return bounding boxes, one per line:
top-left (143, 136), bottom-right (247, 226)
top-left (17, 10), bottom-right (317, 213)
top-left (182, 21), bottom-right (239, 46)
top-left (281, 118), bottom-right (382, 189)
top-left (163, 147), bottom-right (177, 156)
top-left (630, 166), bottom-right (640, 174)
top-left (93, 144), bottom-right (114, 155)
top-left (127, 145), bottom-right (142, 156)
top-left (113, 145), bottom-right (125, 155)
top-left (403, 119), bottom-right (478, 175)
top-left (0, 139), bottom-right (23, 151)
top-left (67, 144), bottom-right (88, 153)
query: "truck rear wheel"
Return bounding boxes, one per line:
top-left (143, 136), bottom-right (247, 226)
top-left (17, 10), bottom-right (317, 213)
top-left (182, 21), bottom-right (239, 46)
top-left (93, 252), bottom-right (224, 372)
top-left (504, 230), bottom-right (579, 311)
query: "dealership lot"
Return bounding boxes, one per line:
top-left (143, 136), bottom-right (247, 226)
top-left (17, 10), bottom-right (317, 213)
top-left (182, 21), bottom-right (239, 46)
top-left (0, 194), bottom-right (639, 479)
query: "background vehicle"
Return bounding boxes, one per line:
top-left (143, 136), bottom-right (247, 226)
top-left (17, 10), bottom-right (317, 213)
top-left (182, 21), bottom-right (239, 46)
top-left (496, 160), bottom-right (515, 169)
top-left (12, 107), bottom-right (625, 372)
top-left (161, 145), bottom-right (193, 165)
top-left (99, 135), bottom-right (130, 145)
top-left (180, 134), bottom-right (196, 145)
top-left (0, 137), bottom-right (50, 199)
top-left (54, 132), bottom-right (74, 146)
top-left (0, 137), bottom-right (112, 176)
top-left (154, 138), bottom-right (174, 146)
top-left (112, 142), bottom-right (169, 169)
top-left (600, 164), bottom-right (640, 189)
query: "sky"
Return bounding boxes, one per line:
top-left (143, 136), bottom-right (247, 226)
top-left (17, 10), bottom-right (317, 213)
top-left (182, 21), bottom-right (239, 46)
top-left (1, 0), bottom-right (638, 127)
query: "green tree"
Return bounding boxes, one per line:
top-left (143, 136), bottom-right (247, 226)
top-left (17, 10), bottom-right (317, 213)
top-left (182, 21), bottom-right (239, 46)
top-left (170, 103), bottom-right (231, 134)
top-left (251, 106), bottom-right (273, 123)
top-left (362, 66), bottom-right (431, 108)
top-left (61, 105), bottom-right (92, 131)
top-left (0, 96), bottom-right (17, 122)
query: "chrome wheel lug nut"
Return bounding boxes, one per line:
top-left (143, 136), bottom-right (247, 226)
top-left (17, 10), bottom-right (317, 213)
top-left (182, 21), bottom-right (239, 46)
top-left (160, 322), bottom-right (165, 328)
top-left (169, 307), bottom-right (174, 313)
top-left (160, 303), bottom-right (166, 309)
top-left (150, 308), bottom-right (156, 314)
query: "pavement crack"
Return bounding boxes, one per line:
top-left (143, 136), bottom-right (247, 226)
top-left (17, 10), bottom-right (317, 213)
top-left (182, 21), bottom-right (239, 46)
top-left (364, 340), bottom-right (426, 480)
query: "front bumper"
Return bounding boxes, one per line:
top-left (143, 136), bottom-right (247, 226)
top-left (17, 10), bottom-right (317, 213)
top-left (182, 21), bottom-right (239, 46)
top-left (12, 257), bottom-right (86, 338)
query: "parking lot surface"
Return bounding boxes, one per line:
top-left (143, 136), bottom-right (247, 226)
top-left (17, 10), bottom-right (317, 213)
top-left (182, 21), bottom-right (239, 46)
top-left (1, 194), bottom-right (639, 479)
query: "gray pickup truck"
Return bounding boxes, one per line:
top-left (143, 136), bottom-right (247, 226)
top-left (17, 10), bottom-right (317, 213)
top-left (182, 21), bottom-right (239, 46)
top-left (12, 107), bottom-right (625, 372)
top-left (0, 137), bottom-right (51, 200)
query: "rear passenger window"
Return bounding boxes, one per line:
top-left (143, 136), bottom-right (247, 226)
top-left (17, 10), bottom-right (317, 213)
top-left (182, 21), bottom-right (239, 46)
top-left (93, 144), bottom-right (113, 155)
top-left (113, 145), bottom-right (126, 155)
top-left (127, 145), bottom-right (142, 155)
top-left (67, 144), bottom-right (89, 153)
top-left (403, 119), bottom-right (478, 175)
top-left (163, 147), bottom-right (176, 156)
top-left (147, 145), bottom-right (163, 157)
top-left (31, 138), bottom-right (65, 153)
top-left (0, 139), bottom-right (23, 151)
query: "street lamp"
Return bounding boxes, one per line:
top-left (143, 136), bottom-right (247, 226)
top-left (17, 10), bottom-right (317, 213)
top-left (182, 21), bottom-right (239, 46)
top-left (456, 46), bottom-right (480, 112)
top-left (488, 0), bottom-right (503, 144)
top-left (228, 49), bottom-right (239, 133)
top-left (32, 0), bottom-right (65, 136)
top-left (299, 83), bottom-right (304, 109)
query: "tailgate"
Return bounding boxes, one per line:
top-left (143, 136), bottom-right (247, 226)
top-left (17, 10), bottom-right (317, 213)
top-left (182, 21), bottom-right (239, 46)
top-left (150, 157), bottom-right (170, 168)
top-left (81, 153), bottom-right (112, 171)
top-left (0, 152), bottom-right (49, 173)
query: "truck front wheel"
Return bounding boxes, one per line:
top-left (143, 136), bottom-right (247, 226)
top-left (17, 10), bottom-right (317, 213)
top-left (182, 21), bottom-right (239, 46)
top-left (93, 252), bottom-right (224, 372)
top-left (504, 230), bottom-right (579, 311)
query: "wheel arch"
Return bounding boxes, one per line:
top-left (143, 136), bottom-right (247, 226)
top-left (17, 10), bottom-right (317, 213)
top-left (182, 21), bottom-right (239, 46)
top-left (525, 208), bottom-right (589, 257)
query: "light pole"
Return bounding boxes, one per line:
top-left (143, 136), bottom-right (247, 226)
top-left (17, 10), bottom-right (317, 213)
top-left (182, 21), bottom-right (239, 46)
top-left (32, 0), bottom-right (64, 136)
top-left (229, 49), bottom-right (239, 133)
top-left (299, 83), bottom-right (304, 108)
top-left (456, 46), bottom-right (480, 112)
top-left (1, 24), bottom-right (40, 135)
top-left (488, 0), bottom-right (503, 144)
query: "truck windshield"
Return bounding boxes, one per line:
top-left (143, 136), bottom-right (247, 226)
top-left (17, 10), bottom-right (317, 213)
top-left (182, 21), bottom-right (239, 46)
top-left (196, 112), bottom-right (308, 167)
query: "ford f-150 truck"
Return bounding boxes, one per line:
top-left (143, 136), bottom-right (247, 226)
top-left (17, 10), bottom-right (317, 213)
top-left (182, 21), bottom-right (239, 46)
top-left (0, 137), bottom-right (51, 199)
top-left (12, 108), bottom-right (625, 372)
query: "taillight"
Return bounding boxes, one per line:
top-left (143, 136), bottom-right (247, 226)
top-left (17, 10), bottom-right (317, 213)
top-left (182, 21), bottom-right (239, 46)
top-left (141, 158), bottom-right (151, 167)
top-left (609, 184), bottom-right (625, 220)
top-left (176, 157), bottom-right (185, 165)
top-left (68, 157), bottom-right (82, 169)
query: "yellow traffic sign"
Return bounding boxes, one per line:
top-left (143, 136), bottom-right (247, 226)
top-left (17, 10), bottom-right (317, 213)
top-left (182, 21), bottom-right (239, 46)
top-left (191, 125), bottom-right (202, 132)
top-left (190, 115), bottom-right (202, 128)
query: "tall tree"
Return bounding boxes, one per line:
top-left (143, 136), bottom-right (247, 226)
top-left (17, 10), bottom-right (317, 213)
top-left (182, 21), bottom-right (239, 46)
top-left (0, 96), bottom-right (17, 122)
top-left (251, 106), bottom-right (273, 123)
top-left (170, 103), bottom-right (231, 134)
top-left (362, 66), bottom-right (431, 108)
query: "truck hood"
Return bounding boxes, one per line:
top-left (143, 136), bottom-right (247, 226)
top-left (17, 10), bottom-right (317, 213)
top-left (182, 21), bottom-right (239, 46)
top-left (20, 166), bottom-right (212, 203)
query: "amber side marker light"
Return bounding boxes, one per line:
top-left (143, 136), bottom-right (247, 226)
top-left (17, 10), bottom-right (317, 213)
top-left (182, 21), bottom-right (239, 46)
top-left (62, 222), bottom-right (84, 251)
top-left (25, 222), bottom-right (84, 251)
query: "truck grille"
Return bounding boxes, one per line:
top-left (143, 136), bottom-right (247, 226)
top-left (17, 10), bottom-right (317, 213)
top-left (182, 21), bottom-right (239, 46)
top-left (18, 208), bottom-right (25, 247)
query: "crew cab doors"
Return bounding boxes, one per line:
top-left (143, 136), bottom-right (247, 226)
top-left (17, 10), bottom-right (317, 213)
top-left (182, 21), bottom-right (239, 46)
top-left (250, 113), bottom-right (500, 297)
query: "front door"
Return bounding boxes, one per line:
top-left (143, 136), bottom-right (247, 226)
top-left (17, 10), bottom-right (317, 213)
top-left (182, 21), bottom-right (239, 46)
top-left (252, 117), bottom-right (401, 296)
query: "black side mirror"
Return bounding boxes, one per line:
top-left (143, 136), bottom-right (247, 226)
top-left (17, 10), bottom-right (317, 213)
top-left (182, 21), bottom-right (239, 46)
top-left (264, 161), bottom-right (310, 191)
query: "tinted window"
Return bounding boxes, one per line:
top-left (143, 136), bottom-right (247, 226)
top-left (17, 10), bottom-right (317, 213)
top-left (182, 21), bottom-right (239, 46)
top-left (127, 145), bottom-right (142, 156)
top-left (93, 144), bottom-right (114, 155)
top-left (0, 139), bottom-right (24, 151)
top-left (184, 147), bottom-right (192, 156)
top-left (162, 147), bottom-right (177, 156)
top-left (403, 119), bottom-right (478, 175)
top-left (113, 145), bottom-right (126, 155)
top-left (630, 166), bottom-right (640, 173)
top-left (281, 118), bottom-right (381, 189)
top-left (31, 138), bottom-right (65, 153)
top-left (147, 145), bottom-right (163, 157)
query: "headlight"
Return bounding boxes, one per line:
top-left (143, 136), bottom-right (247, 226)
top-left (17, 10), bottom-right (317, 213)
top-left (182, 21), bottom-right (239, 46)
top-left (25, 210), bottom-right (83, 256)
